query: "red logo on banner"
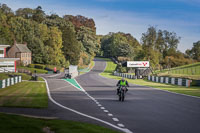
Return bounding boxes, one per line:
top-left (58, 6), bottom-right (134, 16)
top-left (143, 62), bottom-right (148, 66)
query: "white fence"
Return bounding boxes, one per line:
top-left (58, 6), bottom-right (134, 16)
top-left (148, 75), bottom-right (192, 87)
top-left (0, 76), bottom-right (22, 88)
top-left (113, 71), bottom-right (136, 79)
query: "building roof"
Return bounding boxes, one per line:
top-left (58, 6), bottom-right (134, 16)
top-left (0, 45), bottom-right (10, 49)
top-left (16, 44), bottom-right (31, 53)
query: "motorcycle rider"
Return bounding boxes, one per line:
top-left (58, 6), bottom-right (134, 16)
top-left (116, 77), bottom-right (129, 95)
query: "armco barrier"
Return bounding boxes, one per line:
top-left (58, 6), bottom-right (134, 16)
top-left (0, 76), bottom-right (22, 89)
top-left (148, 75), bottom-right (192, 87)
top-left (113, 71), bottom-right (136, 79)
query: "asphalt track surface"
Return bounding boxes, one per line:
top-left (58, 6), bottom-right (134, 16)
top-left (1, 58), bottom-right (200, 133)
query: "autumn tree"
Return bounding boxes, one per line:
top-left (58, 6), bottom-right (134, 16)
top-left (186, 41), bottom-right (200, 61)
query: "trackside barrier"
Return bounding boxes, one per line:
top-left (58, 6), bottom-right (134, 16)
top-left (0, 76), bottom-right (22, 89)
top-left (147, 75), bottom-right (192, 87)
top-left (113, 71), bottom-right (136, 79)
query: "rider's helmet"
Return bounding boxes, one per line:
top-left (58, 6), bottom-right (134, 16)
top-left (122, 77), bottom-right (125, 81)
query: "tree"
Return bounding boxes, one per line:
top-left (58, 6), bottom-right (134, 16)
top-left (16, 8), bottom-right (34, 19)
top-left (77, 26), bottom-right (100, 64)
top-left (0, 10), bottom-right (13, 44)
top-left (43, 15), bottom-right (81, 65)
top-left (45, 27), bottom-right (66, 66)
top-left (63, 15), bottom-right (96, 32)
top-left (100, 32), bottom-right (140, 60)
top-left (32, 6), bottom-right (45, 23)
top-left (186, 41), bottom-right (200, 61)
top-left (141, 26), bottom-right (182, 69)
top-left (0, 4), bottom-right (14, 17)
top-left (62, 26), bottom-right (81, 65)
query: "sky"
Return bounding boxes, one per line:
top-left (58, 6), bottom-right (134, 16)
top-left (0, 0), bottom-right (200, 52)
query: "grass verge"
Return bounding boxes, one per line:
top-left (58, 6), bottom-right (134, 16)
top-left (0, 113), bottom-right (119, 133)
top-left (17, 66), bottom-right (48, 74)
top-left (79, 61), bottom-right (95, 75)
top-left (0, 81), bottom-right (48, 108)
top-left (0, 73), bottom-right (44, 81)
top-left (99, 58), bottom-right (200, 97)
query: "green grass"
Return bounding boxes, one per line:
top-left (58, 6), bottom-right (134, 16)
top-left (79, 61), bottom-right (95, 75)
top-left (0, 113), bottom-right (119, 133)
top-left (0, 73), bottom-right (44, 81)
top-left (17, 66), bottom-right (48, 74)
top-left (0, 81), bottom-right (48, 108)
top-left (156, 73), bottom-right (200, 80)
top-left (97, 58), bottom-right (117, 77)
top-left (100, 58), bottom-right (200, 97)
top-left (155, 62), bottom-right (200, 79)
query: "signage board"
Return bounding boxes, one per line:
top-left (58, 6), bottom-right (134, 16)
top-left (127, 61), bottom-right (150, 68)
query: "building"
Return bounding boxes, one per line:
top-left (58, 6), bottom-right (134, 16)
top-left (7, 43), bottom-right (32, 66)
top-left (0, 45), bottom-right (19, 73)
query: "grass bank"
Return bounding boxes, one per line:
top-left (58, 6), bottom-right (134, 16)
top-left (79, 61), bottom-right (95, 75)
top-left (0, 81), bottom-right (48, 108)
top-left (0, 113), bottom-right (119, 133)
top-left (0, 73), bottom-right (44, 81)
top-left (155, 62), bottom-right (200, 80)
top-left (17, 66), bottom-right (48, 74)
top-left (99, 58), bottom-right (200, 97)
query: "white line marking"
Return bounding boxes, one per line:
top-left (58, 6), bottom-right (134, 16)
top-left (108, 113), bottom-right (113, 116)
top-left (63, 79), bottom-right (85, 92)
top-left (104, 110), bottom-right (109, 113)
top-left (100, 107), bottom-right (105, 109)
top-left (96, 102), bottom-right (99, 104)
top-left (113, 118), bottom-right (119, 122)
top-left (118, 124), bottom-right (125, 128)
top-left (98, 104), bottom-right (102, 106)
top-left (43, 78), bottom-right (132, 133)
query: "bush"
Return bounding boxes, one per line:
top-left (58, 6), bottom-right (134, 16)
top-left (116, 65), bottom-right (127, 73)
top-left (34, 64), bottom-right (45, 69)
top-left (28, 64), bottom-right (35, 68)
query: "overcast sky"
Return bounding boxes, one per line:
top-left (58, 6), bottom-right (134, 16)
top-left (1, 0), bottom-right (200, 52)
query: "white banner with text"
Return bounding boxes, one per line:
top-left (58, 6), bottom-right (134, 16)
top-left (127, 61), bottom-right (150, 67)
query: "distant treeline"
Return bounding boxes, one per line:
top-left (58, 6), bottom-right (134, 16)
top-left (0, 4), bottom-right (99, 67)
top-left (0, 4), bottom-right (199, 70)
top-left (100, 28), bottom-right (199, 71)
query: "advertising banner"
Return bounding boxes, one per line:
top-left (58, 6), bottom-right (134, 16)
top-left (127, 61), bottom-right (150, 67)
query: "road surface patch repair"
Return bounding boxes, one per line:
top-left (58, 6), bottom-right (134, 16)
top-left (63, 78), bottom-right (131, 132)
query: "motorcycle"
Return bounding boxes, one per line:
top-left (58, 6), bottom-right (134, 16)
top-left (64, 73), bottom-right (71, 79)
top-left (118, 85), bottom-right (127, 102)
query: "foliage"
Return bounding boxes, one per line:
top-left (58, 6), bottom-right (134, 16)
top-left (77, 26), bottom-right (100, 65)
top-left (63, 15), bottom-right (96, 31)
top-left (0, 82), bottom-right (47, 108)
top-left (140, 26), bottom-right (193, 69)
top-left (0, 4), bottom-right (99, 67)
top-left (186, 41), bottom-right (200, 61)
top-left (101, 32), bottom-right (140, 60)
top-left (0, 113), bottom-right (120, 133)
top-left (34, 64), bottom-right (46, 69)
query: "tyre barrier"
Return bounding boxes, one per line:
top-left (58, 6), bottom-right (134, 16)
top-left (0, 76), bottom-right (22, 89)
top-left (148, 75), bottom-right (192, 87)
top-left (113, 71), bottom-right (136, 79)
